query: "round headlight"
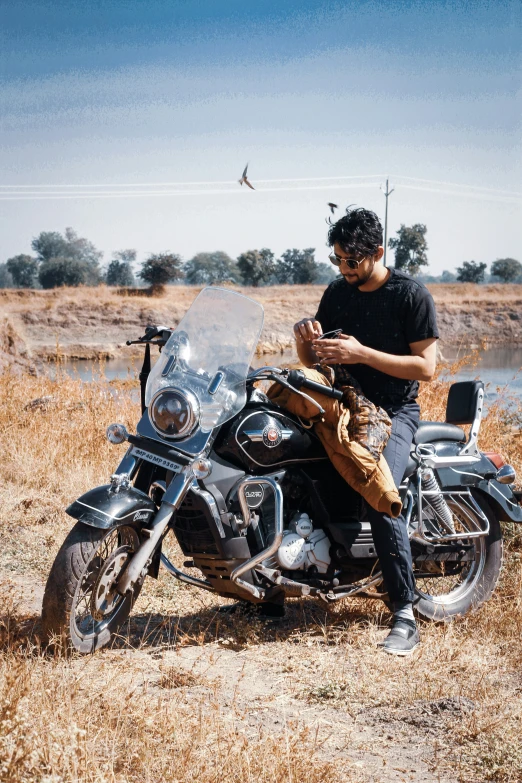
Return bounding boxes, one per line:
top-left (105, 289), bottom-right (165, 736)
top-left (150, 388), bottom-right (199, 440)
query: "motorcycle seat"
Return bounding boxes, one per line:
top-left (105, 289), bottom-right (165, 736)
top-left (413, 421), bottom-right (466, 445)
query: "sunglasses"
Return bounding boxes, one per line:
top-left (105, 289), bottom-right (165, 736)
top-left (328, 253), bottom-right (367, 270)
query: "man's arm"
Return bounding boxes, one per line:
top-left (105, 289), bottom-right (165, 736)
top-left (313, 335), bottom-right (437, 381)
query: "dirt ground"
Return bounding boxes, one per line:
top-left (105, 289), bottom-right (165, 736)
top-left (1, 283), bottom-right (521, 371)
top-left (5, 557), bottom-right (520, 783)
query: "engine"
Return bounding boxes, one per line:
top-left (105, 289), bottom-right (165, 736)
top-left (274, 512), bottom-right (331, 574)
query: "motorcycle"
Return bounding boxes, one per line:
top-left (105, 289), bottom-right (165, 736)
top-left (42, 287), bottom-right (522, 652)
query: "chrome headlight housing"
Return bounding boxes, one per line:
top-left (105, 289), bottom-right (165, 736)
top-left (149, 388), bottom-right (199, 440)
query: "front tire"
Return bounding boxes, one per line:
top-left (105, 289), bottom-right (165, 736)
top-left (412, 494), bottom-right (503, 621)
top-left (42, 522), bottom-right (142, 653)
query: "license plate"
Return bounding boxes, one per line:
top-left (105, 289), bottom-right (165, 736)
top-left (131, 447), bottom-right (182, 473)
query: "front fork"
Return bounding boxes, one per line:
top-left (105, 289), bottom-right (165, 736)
top-left (116, 467), bottom-right (193, 595)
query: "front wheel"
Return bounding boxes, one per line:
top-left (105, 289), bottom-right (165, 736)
top-left (411, 494), bottom-right (503, 621)
top-left (42, 522), bottom-right (142, 653)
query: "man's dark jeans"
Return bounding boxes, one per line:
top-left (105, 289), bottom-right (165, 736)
top-left (366, 402), bottom-right (420, 604)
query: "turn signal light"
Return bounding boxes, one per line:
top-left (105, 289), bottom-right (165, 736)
top-left (106, 423), bottom-right (129, 444)
top-left (191, 458), bottom-right (212, 479)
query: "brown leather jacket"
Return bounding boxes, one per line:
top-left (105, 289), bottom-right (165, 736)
top-left (267, 367), bottom-right (402, 518)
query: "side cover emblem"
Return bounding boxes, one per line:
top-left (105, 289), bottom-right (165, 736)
top-left (244, 483), bottom-right (265, 508)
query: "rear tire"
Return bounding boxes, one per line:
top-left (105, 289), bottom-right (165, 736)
top-left (42, 522), bottom-right (142, 653)
top-left (413, 494), bottom-right (503, 621)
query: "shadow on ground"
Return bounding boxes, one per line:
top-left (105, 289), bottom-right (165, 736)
top-left (2, 597), bottom-right (391, 655)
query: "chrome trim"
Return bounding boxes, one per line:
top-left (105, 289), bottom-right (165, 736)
top-left (244, 429), bottom-right (293, 442)
top-left (160, 553), bottom-right (215, 591)
top-left (75, 499), bottom-right (153, 521)
top-left (230, 476), bottom-right (284, 600)
top-left (421, 454), bottom-right (481, 468)
top-left (190, 480), bottom-right (226, 538)
top-left (403, 489), bottom-right (414, 532)
top-left (318, 571), bottom-right (383, 602)
top-left (496, 464), bottom-right (516, 485)
top-left (116, 465), bottom-right (194, 594)
top-left (109, 472), bottom-right (131, 493)
top-left (114, 446), bottom-right (139, 480)
top-left (149, 386), bottom-right (200, 441)
top-left (458, 386), bottom-right (484, 459)
top-left (248, 366), bottom-right (283, 379)
top-left (414, 471), bottom-right (490, 543)
top-left (207, 371), bottom-right (225, 395)
top-left (416, 443), bottom-right (481, 469)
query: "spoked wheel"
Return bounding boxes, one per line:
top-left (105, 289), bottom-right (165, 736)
top-left (411, 494), bottom-right (503, 621)
top-left (42, 522), bottom-right (142, 653)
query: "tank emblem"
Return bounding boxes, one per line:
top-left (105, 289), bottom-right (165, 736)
top-left (263, 424), bottom-right (283, 448)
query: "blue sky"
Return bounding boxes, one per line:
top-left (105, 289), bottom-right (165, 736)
top-left (1, 0), bottom-right (520, 274)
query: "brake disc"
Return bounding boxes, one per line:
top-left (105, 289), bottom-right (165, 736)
top-left (90, 546), bottom-right (132, 621)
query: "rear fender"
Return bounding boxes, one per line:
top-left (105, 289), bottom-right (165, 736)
top-left (431, 441), bottom-right (522, 523)
top-left (473, 483), bottom-right (522, 524)
top-left (66, 484), bottom-right (156, 530)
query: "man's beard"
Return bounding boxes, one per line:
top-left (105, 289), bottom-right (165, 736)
top-left (344, 259), bottom-right (375, 288)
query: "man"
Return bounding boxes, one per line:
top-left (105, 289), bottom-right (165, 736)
top-left (293, 207), bottom-right (438, 655)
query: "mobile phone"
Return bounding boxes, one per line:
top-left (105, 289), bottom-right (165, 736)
top-left (317, 329), bottom-right (342, 340)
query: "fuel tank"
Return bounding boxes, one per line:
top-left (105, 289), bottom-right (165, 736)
top-left (214, 404), bottom-right (327, 472)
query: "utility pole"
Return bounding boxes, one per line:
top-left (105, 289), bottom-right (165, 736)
top-left (381, 177), bottom-right (395, 267)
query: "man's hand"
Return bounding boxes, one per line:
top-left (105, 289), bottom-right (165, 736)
top-left (293, 318), bottom-right (322, 345)
top-left (313, 334), bottom-right (437, 381)
top-left (313, 334), bottom-right (366, 365)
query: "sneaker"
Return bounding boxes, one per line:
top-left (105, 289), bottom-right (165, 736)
top-left (377, 617), bottom-right (420, 656)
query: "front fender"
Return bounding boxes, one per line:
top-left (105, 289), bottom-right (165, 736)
top-left (66, 485), bottom-right (156, 530)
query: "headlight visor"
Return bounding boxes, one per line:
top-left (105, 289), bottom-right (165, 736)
top-left (150, 388), bottom-right (199, 440)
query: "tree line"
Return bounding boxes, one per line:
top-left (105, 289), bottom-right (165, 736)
top-left (1, 225), bottom-right (520, 290)
top-left (0, 228), bottom-right (337, 290)
top-left (388, 223), bottom-right (521, 283)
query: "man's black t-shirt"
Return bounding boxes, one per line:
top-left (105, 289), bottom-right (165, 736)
top-left (315, 268), bottom-right (439, 411)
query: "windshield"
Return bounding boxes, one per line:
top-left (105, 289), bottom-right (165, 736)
top-left (145, 287), bottom-right (264, 432)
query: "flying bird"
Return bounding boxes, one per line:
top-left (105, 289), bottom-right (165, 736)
top-left (238, 164), bottom-right (255, 190)
top-left (327, 202), bottom-right (338, 214)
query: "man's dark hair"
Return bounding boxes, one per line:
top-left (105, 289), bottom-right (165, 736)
top-left (327, 206), bottom-right (383, 258)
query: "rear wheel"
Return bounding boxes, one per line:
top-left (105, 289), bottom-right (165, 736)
top-left (42, 522), bottom-right (142, 653)
top-left (411, 494), bottom-right (502, 621)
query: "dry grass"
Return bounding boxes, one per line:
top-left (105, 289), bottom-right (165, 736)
top-left (0, 356), bottom-right (521, 782)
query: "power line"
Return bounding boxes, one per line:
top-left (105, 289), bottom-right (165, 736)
top-left (395, 176), bottom-right (521, 198)
top-left (0, 174), bottom-right (385, 190)
top-left (0, 177), bottom-right (520, 203)
top-left (0, 182), bottom-right (385, 201)
top-left (1, 174), bottom-right (519, 197)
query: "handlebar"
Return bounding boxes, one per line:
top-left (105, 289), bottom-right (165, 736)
top-left (126, 325), bottom-right (173, 347)
top-left (287, 369), bottom-right (343, 401)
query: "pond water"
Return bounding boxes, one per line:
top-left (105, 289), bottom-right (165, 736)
top-left (50, 344), bottom-right (521, 404)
